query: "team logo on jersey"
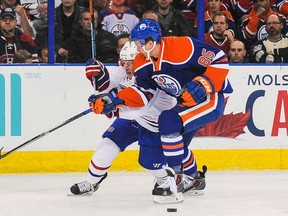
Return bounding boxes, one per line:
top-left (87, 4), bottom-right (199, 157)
top-left (152, 74), bottom-right (181, 96)
top-left (257, 25), bottom-right (268, 40)
top-left (111, 24), bottom-right (129, 36)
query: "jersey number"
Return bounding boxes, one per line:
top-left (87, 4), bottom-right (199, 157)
top-left (198, 48), bottom-right (215, 67)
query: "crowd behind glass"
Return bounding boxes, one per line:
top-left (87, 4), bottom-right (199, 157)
top-left (0, 0), bottom-right (287, 64)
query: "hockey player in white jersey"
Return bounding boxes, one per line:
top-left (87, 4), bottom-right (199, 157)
top-left (70, 41), bottom-right (206, 204)
top-left (70, 41), bottom-right (140, 195)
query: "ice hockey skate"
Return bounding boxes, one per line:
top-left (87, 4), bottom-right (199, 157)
top-left (177, 165), bottom-right (207, 196)
top-left (69, 173), bottom-right (107, 196)
top-left (152, 168), bottom-right (184, 204)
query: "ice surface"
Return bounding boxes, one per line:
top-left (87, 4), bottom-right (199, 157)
top-left (1, 171), bottom-right (288, 216)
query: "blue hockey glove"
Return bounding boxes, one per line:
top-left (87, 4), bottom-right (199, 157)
top-left (181, 76), bottom-right (214, 106)
top-left (90, 88), bottom-right (124, 114)
top-left (88, 93), bottom-right (106, 103)
top-left (89, 94), bottom-right (118, 118)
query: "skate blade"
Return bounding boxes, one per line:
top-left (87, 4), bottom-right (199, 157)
top-left (67, 191), bottom-right (93, 196)
top-left (153, 193), bottom-right (184, 204)
top-left (183, 189), bottom-right (204, 196)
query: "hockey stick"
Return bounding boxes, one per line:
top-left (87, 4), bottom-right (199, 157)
top-left (0, 108), bottom-right (92, 160)
top-left (89, 0), bottom-right (99, 93)
top-left (89, 0), bottom-right (96, 59)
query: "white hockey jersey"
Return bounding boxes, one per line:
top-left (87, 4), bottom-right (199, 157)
top-left (105, 66), bottom-right (176, 132)
top-left (121, 89), bottom-right (177, 132)
top-left (101, 66), bottom-right (177, 133)
top-left (102, 66), bottom-right (135, 92)
top-left (99, 7), bottom-right (139, 36)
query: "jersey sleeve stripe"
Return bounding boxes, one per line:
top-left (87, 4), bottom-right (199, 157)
top-left (180, 93), bottom-right (217, 126)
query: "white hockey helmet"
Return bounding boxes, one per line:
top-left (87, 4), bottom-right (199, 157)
top-left (120, 41), bottom-right (139, 61)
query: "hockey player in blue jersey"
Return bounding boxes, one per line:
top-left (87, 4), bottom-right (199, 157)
top-left (91, 19), bottom-right (233, 201)
top-left (70, 41), bottom-right (206, 203)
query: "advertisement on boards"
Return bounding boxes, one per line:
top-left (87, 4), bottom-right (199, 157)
top-left (0, 65), bottom-right (287, 151)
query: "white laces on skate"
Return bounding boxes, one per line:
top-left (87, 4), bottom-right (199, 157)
top-left (153, 176), bottom-right (183, 204)
top-left (156, 176), bottom-right (177, 194)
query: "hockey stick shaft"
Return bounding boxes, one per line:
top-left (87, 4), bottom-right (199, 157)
top-left (89, 0), bottom-right (96, 59)
top-left (0, 108), bottom-right (92, 160)
top-left (89, 0), bottom-right (99, 93)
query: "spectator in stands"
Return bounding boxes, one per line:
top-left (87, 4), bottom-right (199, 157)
top-left (0, 7), bottom-right (38, 63)
top-left (34, 24), bottom-right (48, 59)
top-left (125, 0), bottom-right (156, 18)
top-left (116, 33), bottom-right (130, 55)
top-left (239, 0), bottom-right (288, 49)
top-left (55, 0), bottom-right (84, 63)
top-left (250, 13), bottom-right (288, 63)
top-left (37, 46), bottom-right (48, 63)
top-left (13, 49), bottom-right (32, 63)
top-left (228, 40), bottom-right (248, 63)
top-left (181, 0), bottom-right (232, 26)
top-left (152, 0), bottom-right (194, 36)
top-left (21, 0), bottom-right (48, 54)
top-left (98, 0), bottom-right (139, 36)
top-left (37, 44), bottom-right (56, 63)
top-left (276, 0), bottom-right (288, 17)
top-left (67, 8), bottom-right (118, 63)
top-left (194, 0), bottom-right (236, 36)
top-left (77, 0), bottom-right (110, 11)
top-left (21, 0), bottom-right (48, 36)
top-left (222, 0), bottom-right (253, 24)
top-left (142, 10), bottom-right (159, 22)
top-left (0, 0), bottom-right (36, 38)
top-left (173, 0), bottom-right (197, 26)
top-left (142, 10), bottom-right (167, 33)
top-left (204, 12), bottom-right (235, 54)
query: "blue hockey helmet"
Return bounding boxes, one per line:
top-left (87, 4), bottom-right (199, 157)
top-left (130, 19), bottom-right (162, 46)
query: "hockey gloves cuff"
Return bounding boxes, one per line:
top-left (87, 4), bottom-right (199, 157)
top-left (180, 75), bottom-right (214, 106)
top-left (85, 58), bottom-right (110, 91)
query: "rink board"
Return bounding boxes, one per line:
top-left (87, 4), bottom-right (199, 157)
top-left (0, 64), bottom-right (287, 173)
top-left (0, 149), bottom-right (288, 173)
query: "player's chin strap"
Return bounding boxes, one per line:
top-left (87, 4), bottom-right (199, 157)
top-left (143, 41), bottom-right (156, 60)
